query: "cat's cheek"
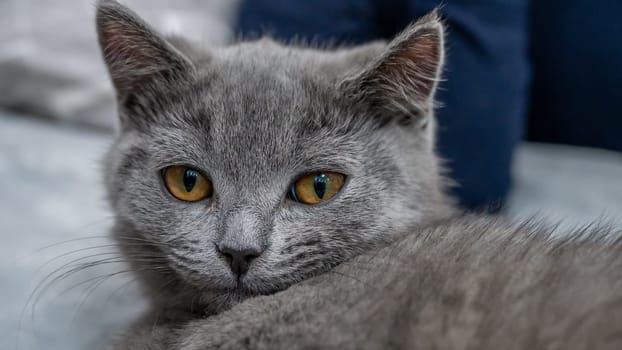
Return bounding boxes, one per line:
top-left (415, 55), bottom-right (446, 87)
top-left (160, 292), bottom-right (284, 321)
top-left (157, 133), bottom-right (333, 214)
top-left (267, 198), bottom-right (382, 267)
top-left (116, 180), bottom-right (195, 240)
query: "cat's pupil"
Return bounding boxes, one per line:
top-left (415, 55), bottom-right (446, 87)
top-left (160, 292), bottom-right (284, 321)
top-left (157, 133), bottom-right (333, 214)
top-left (314, 174), bottom-right (328, 199)
top-left (183, 169), bottom-right (198, 192)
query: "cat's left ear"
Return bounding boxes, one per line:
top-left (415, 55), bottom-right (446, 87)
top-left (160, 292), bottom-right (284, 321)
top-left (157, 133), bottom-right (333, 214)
top-left (342, 11), bottom-right (444, 126)
top-left (96, 0), bottom-right (194, 100)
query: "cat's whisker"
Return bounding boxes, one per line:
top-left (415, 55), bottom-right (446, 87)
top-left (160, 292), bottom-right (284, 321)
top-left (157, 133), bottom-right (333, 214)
top-left (44, 255), bottom-right (165, 292)
top-left (31, 252), bottom-right (123, 296)
top-left (39, 250), bottom-right (169, 287)
top-left (31, 216), bottom-right (118, 251)
top-left (149, 277), bottom-right (180, 334)
top-left (24, 253), bottom-right (121, 322)
top-left (65, 265), bottom-right (174, 330)
top-left (53, 260), bottom-right (170, 299)
top-left (26, 253), bottom-right (168, 323)
top-left (69, 272), bottom-right (124, 328)
top-left (22, 259), bottom-right (170, 342)
top-left (36, 233), bottom-right (173, 253)
top-left (60, 269), bottom-right (133, 297)
top-left (36, 246), bottom-right (126, 274)
top-left (116, 235), bottom-right (175, 247)
top-left (102, 276), bottom-right (141, 310)
top-left (35, 235), bottom-right (113, 252)
top-left (36, 241), bottom-right (172, 274)
top-left (28, 257), bottom-right (123, 321)
top-left (68, 269), bottom-right (143, 328)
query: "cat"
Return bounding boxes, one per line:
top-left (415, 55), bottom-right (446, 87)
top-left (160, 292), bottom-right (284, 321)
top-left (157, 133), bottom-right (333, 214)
top-left (96, 1), bottom-right (622, 349)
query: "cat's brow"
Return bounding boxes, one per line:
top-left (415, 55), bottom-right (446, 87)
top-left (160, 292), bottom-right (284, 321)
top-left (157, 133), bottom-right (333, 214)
top-left (146, 129), bottom-right (208, 171)
top-left (294, 156), bottom-right (360, 175)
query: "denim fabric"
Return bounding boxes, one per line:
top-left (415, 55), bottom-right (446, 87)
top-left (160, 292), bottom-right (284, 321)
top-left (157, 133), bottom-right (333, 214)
top-left (528, 0), bottom-right (622, 152)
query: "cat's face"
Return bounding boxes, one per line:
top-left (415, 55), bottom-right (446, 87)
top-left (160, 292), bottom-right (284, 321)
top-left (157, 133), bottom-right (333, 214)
top-left (97, 0), bottom-right (450, 313)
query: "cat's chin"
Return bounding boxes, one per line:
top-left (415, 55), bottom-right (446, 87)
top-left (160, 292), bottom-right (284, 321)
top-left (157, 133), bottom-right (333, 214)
top-left (157, 275), bottom-right (278, 316)
top-left (188, 284), bottom-right (269, 316)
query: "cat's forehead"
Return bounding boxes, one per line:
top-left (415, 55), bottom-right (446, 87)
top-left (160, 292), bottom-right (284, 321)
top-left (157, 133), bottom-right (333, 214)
top-left (191, 43), bottom-right (343, 146)
top-left (215, 38), bottom-right (323, 72)
top-left (148, 46), bottom-right (352, 185)
top-left (207, 39), bottom-right (347, 94)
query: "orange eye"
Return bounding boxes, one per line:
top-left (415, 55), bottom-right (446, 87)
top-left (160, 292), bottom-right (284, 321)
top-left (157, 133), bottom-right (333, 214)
top-left (163, 166), bottom-right (213, 202)
top-left (289, 172), bottom-right (346, 205)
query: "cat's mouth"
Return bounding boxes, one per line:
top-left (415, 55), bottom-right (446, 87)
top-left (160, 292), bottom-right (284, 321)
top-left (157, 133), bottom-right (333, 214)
top-left (206, 282), bottom-right (263, 309)
top-left (216, 274), bottom-right (290, 299)
top-left (229, 283), bottom-right (258, 296)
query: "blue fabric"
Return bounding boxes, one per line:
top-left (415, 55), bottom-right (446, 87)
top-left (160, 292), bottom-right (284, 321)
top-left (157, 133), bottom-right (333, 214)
top-left (528, 0), bottom-right (622, 152)
top-left (237, 0), bottom-right (530, 211)
top-left (237, 1), bottom-right (378, 44)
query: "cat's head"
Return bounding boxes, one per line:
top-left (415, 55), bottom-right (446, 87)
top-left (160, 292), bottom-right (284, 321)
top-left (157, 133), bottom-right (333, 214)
top-left (97, 0), bottom-right (452, 314)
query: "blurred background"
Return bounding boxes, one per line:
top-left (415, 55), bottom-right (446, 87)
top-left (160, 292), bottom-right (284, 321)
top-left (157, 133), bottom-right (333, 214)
top-left (1, 0), bottom-right (621, 349)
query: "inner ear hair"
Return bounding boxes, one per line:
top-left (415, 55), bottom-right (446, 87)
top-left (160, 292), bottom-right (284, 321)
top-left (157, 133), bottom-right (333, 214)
top-left (341, 10), bottom-right (445, 128)
top-left (96, 0), bottom-right (194, 97)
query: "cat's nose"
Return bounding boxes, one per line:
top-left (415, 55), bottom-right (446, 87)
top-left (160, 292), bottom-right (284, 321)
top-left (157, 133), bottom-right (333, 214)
top-left (216, 244), bottom-right (263, 277)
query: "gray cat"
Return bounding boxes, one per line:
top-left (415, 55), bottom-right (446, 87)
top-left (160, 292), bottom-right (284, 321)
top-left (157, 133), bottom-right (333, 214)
top-left (96, 1), bottom-right (622, 349)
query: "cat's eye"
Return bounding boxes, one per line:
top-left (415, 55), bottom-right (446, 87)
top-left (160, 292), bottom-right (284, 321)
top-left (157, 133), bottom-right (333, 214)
top-left (163, 165), bottom-right (213, 202)
top-left (288, 172), bottom-right (346, 205)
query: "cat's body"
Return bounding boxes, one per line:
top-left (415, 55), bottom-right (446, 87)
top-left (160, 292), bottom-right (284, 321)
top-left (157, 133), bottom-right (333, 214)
top-left (95, 1), bottom-right (622, 349)
top-left (114, 216), bottom-right (622, 350)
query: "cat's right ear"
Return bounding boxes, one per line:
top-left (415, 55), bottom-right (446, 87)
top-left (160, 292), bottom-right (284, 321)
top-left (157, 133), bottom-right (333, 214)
top-left (96, 0), bottom-right (194, 104)
top-left (341, 11), bottom-right (445, 127)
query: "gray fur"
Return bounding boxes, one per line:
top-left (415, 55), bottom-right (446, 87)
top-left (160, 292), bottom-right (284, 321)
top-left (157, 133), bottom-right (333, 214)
top-left (115, 216), bottom-right (622, 350)
top-left (95, 1), bottom-right (622, 349)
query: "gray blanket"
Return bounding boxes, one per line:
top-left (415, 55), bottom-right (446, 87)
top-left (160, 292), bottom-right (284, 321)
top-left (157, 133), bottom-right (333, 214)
top-left (0, 0), bottom-right (238, 129)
